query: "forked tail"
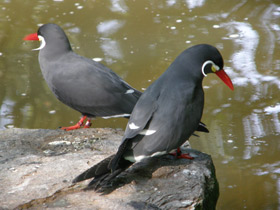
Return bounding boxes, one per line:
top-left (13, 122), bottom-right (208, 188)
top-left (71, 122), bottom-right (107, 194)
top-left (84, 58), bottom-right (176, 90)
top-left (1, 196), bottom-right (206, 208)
top-left (73, 154), bottom-right (132, 190)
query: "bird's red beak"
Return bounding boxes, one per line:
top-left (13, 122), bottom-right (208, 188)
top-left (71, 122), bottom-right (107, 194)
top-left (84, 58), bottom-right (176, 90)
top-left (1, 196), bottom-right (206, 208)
top-left (23, 33), bottom-right (39, 41)
top-left (215, 69), bottom-right (234, 90)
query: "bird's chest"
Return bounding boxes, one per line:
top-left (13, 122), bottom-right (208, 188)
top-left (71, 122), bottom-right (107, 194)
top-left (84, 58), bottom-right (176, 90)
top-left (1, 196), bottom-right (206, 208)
top-left (39, 59), bottom-right (74, 101)
top-left (163, 83), bottom-right (204, 118)
top-left (39, 53), bottom-right (60, 83)
top-left (167, 86), bottom-right (204, 145)
top-left (181, 86), bottom-right (204, 127)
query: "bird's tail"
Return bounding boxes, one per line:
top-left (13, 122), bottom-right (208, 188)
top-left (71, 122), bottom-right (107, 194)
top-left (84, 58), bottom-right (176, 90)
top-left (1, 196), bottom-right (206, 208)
top-left (197, 122), bottom-right (209, 133)
top-left (72, 154), bottom-right (132, 190)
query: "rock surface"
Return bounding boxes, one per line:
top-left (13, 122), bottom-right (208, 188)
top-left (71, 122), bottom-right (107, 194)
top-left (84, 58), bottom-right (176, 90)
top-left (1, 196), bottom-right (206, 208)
top-left (0, 128), bottom-right (219, 210)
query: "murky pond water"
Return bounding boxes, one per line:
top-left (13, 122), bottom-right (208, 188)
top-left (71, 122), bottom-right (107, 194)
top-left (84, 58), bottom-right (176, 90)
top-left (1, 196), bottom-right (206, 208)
top-left (1, 0), bottom-right (280, 209)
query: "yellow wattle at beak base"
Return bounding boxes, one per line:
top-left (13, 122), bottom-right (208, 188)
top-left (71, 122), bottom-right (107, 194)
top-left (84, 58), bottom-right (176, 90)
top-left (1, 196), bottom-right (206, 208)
top-left (211, 65), bottom-right (217, 72)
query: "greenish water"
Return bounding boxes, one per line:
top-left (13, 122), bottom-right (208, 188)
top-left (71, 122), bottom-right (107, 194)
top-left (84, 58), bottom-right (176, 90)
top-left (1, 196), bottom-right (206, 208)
top-left (1, 0), bottom-right (280, 209)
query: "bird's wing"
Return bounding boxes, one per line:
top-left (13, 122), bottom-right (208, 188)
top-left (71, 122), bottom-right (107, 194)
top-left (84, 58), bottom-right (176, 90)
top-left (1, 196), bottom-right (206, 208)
top-left (109, 91), bottom-right (159, 171)
top-left (50, 54), bottom-right (141, 116)
top-left (196, 122), bottom-right (209, 133)
top-left (123, 92), bottom-right (159, 139)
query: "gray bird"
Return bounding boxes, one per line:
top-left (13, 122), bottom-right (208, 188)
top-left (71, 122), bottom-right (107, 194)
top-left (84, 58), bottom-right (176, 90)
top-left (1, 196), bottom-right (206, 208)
top-left (24, 23), bottom-right (141, 130)
top-left (72, 44), bottom-right (234, 190)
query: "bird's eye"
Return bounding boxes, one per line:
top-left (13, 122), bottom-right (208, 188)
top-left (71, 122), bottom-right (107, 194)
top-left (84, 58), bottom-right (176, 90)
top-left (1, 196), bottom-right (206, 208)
top-left (202, 60), bottom-right (220, 76)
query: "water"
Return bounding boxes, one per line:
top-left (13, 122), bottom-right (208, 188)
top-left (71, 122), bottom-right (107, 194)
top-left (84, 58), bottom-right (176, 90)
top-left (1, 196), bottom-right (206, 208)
top-left (1, 0), bottom-right (280, 209)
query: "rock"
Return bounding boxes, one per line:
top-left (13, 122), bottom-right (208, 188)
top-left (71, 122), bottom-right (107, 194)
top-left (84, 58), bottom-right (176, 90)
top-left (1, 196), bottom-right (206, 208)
top-left (0, 128), bottom-right (219, 210)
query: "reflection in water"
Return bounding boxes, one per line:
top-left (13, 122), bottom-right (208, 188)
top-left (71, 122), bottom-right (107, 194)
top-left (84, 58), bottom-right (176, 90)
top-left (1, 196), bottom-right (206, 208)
top-left (166, 0), bottom-right (176, 7)
top-left (264, 105), bottom-right (280, 133)
top-left (67, 26), bottom-right (81, 34)
top-left (110, 0), bottom-right (128, 14)
top-left (0, 98), bottom-right (14, 128)
top-left (97, 20), bottom-right (125, 36)
top-left (185, 0), bottom-right (205, 9)
top-left (223, 19), bottom-right (280, 162)
top-left (96, 18), bottom-right (126, 64)
top-left (227, 21), bottom-right (280, 89)
top-left (242, 113), bottom-right (262, 160)
top-left (226, 21), bottom-right (259, 86)
top-left (278, 179), bottom-right (280, 209)
top-left (100, 38), bottom-right (123, 63)
top-left (216, 20), bottom-right (264, 161)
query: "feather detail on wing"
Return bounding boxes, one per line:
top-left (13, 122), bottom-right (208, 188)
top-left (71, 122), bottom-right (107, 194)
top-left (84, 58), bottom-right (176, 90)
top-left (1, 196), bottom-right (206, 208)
top-left (109, 92), bottom-right (159, 171)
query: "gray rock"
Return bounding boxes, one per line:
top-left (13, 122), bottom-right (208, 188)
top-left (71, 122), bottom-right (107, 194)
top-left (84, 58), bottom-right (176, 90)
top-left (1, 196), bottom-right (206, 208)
top-left (0, 128), bottom-right (218, 210)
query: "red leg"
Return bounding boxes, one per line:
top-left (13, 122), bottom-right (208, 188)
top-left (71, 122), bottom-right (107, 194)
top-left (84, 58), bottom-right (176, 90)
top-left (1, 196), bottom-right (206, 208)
top-left (60, 116), bottom-right (87, 131)
top-left (169, 148), bottom-right (194, 160)
top-left (83, 118), bottom-right (92, 128)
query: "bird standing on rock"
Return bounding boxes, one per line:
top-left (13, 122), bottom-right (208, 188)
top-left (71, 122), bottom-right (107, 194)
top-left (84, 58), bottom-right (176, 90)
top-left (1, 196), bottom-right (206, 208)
top-left (23, 23), bottom-right (142, 131)
top-left (73, 44), bottom-right (234, 190)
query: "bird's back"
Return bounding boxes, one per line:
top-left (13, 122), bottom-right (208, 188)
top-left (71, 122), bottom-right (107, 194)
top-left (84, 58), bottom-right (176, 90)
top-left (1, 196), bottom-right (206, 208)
top-left (39, 51), bottom-right (141, 117)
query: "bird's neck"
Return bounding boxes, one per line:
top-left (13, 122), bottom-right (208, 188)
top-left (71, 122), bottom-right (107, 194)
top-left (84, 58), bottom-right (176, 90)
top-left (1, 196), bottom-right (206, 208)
top-left (166, 62), bottom-right (203, 85)
top-left (39, 44), bottom-right (72, 61)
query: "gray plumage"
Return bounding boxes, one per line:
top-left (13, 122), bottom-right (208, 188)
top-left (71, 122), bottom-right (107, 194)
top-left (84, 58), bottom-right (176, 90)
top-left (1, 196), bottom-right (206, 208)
top-left (73, 44), bottom-right (233, 191)
top-left (37, 23), bottom-right (141, 118)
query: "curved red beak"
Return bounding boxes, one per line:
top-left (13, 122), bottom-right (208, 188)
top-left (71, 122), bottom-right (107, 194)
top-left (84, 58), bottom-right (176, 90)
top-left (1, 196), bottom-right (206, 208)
top-left (23, 33), bottom-right (39, 41)
top-left (215, 69), bottom-right (234, 90)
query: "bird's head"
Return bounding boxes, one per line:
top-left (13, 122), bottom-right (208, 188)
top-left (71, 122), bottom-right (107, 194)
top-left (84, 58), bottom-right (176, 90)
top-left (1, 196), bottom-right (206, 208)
top-left (23, 23), bottom-right (71, 52)
top-left (198, 44), bottom-right (234, 90)
top-left (23, 31), bottom-right (44, 51)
